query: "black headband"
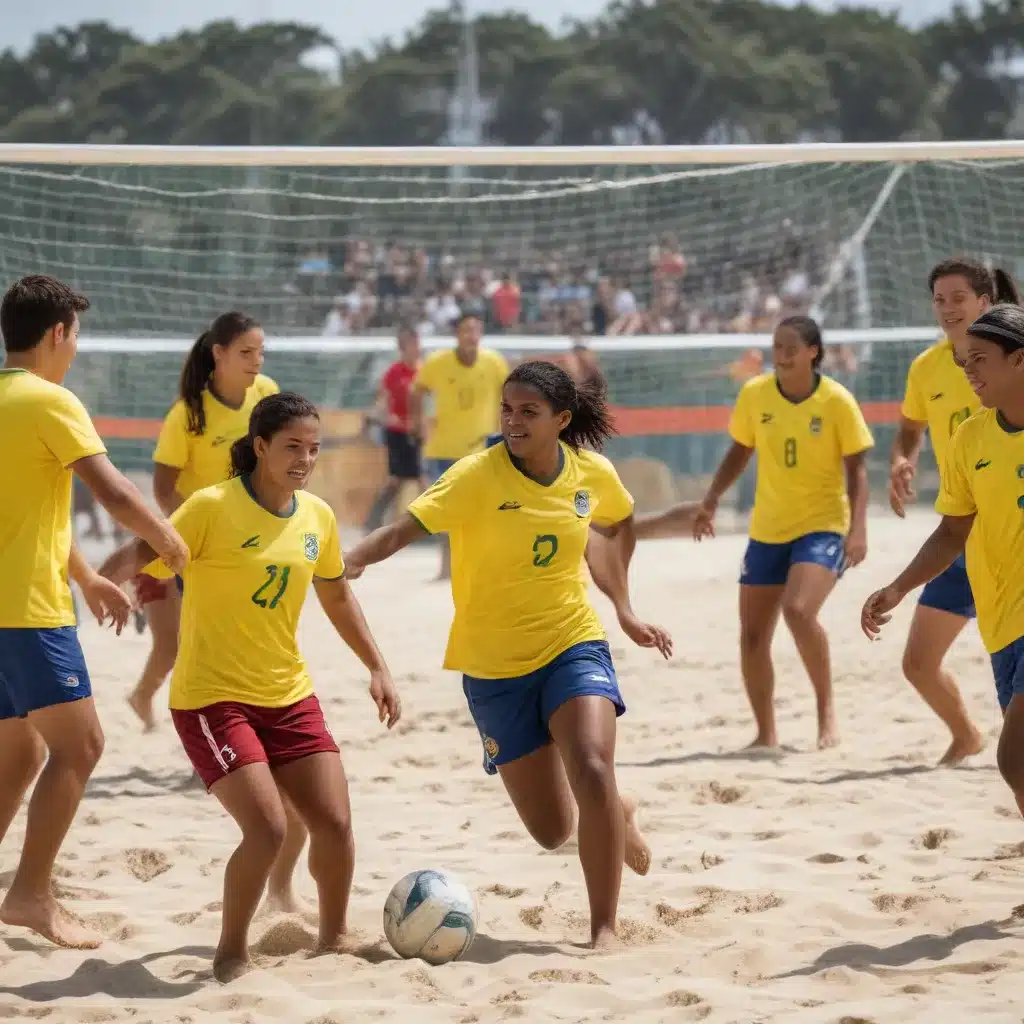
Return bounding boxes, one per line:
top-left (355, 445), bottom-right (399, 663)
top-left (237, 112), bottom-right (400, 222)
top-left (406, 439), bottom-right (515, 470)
top-left (967, 322), bottom-right (1024, 350)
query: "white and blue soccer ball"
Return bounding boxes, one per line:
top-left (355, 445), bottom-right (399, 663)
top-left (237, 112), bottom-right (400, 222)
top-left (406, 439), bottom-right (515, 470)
top-left (383, 869), bottom-right (478, 965)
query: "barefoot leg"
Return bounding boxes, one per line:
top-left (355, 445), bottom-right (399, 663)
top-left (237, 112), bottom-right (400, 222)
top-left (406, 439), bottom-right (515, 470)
top-left (997, 693), bottom-right (1024, 817)
top-left (738, 584), bottom-right (785, 748)
top-left (903, 604), bottom-right (984, 765)
top-left (620, 794), bottom-right (651, 876)
top-left (263, 789), bottom-right (308, 914)
top-left (781, 563), bottom-right (839, 749)
top-left (273, 753), bottom-right (354, 950)
top-left (0, 719), bottom-right (46, 844)
top-left (209, 763), bottom-right (288, 981)
top-left (128, 590), bottom-right (179, 732)
top-left (0, 698), bottom-right (105, 949)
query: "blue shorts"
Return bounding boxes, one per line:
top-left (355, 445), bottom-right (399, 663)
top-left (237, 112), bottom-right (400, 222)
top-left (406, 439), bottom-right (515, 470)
top-left (739, 531), bottom-right (845, 586)
top-left (918, 553), bottom-right (974, 618)
top-left (425, 458), bottom-right (458, 484)
top-left (462, 640), bottom-right (625, 775)
top-left (990, 635), bottom-right (1024, 711)
top-left (0, 626), bottom-right (93, 720)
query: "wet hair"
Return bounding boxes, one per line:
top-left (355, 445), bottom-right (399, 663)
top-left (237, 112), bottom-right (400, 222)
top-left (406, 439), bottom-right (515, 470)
top-left (229, 392), bottom-right (320, 478)
top-left (965, 303), bottom-right (1024, 355)
top-left (180, 311), bottom-right (260, 435)
top-left (776, 315), bottom-right (824, 369)
top-left (928, 257), bottom-right (1021, 305)
top-left (504, 359), bottom-right (615, 452)
top-left (0, 275), bottom-right (90, 353)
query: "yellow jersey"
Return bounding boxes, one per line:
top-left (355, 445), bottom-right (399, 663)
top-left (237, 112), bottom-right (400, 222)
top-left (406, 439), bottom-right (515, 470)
top-left (408, 442), bottom-right (634, 678)
top-left (143, 476), bottom-right (344, 709)
top-left (0, 369), bottom-right (106, 628)
top-left (729, 373), bottom-right (874, 544)
top-left (414, 348), bottom-right (508, 460)
top-left (153, 374), bottom-right (279, 499)
top-left (901, 338), bottom-right (978, 470)
top-left (936, 408), bottom-right (1024, 654)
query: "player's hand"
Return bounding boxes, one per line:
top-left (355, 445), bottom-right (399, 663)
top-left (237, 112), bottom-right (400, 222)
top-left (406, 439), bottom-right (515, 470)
top-left (844, 528), bottom-right (868, 569)
top-left (618, 610), bottom-right (673, 659)
top-left (888, 457), bottom-right (916, 518)
top-left (343, 557), bottom-right (366, 581)
top-left (80, 575), bottom-right (133, 635)
top-left (692, 496), bottom-right (717, 543)
top-left (155, 527), bottom-right (189, 576)
top-left (369, 668), bottom-right (401, 728)
top-left (861, 584), bottom-right (904, 641)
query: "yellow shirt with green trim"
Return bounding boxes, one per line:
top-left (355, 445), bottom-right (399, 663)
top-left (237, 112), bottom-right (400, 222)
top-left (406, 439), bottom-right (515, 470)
top-left (144, 476), bottom-right (344, 709)
top-left (407, 442), bottom-right (634, 678)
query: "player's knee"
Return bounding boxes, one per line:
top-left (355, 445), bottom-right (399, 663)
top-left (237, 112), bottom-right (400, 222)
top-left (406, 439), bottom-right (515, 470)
top-left (739, 620), bottom-right (773, 654)
top-left (243, 810), bottom-right (289, 860)
top-left (569, 747), bottom-right (617, 806)
top-left (901, 645), bottom-right (934, 686)
top-left (306, 804), bottom-right (352, 847)
top-left (48, 718), bottom-right (105, 776)
top-left (529, 809), bottom-right (574, 851)
top-left (781, 598), bottom-right (818, 633)
top-left (997, 730), bottom-right (1024, 793)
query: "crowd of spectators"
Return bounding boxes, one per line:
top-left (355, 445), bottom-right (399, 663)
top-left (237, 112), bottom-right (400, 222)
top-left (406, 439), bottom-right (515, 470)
top-left (294, 223), bottom-right (826, 340)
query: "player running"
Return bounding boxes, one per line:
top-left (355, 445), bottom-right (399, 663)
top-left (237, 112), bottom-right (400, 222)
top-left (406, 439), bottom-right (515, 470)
top-left (0, 275), bottom-right (186, 949)
top-left (863, 303), bottom-right (1024, 815)
top-left (345, 360), bottom-right (671, 949)
top-left (131, 312), bottom-right (278, 732)
top-left (101, 392), bottom-right (400, 980)
top-left (686, 316), bottom-right (873, 750)
top-left (887, 258), bottom-right (1019, 764)
top-left (408, 313), bottom-right (508, 580)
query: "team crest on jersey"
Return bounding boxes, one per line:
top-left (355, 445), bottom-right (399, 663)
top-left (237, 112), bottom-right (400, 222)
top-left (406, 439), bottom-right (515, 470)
top-left (303, 532), bottom-right (319, 562)
top-left (574, 490), bottom-right (591, 518)
top-left (809, 415), bottom-right (822, 435)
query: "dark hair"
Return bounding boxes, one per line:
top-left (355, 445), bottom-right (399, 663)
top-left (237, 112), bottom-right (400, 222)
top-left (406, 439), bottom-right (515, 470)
top-left (504, 359), bottom-right (615, 452)
top-left (229, 392), bottom-right (320, 478)
top-left (180, 311), bottom-right (260, 435)
top-left (776, 315), bottom-right (824, 369)
top-left (0, 275), bottom-right (90, 353)
top-left (928, 258), bottom-right (1021, 305)
top-left (454, 311), bottom-right (482, 330)
top-left (965, 303), bottom-right (1024, 355)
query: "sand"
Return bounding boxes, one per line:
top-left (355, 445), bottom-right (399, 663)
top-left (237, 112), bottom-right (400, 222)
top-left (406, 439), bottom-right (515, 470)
top-left (2, 506), bottom-right (1023, 1023)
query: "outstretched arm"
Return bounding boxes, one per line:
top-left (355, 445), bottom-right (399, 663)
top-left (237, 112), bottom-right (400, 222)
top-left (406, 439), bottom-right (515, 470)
top-left (313, 576), bottom-right (400, 727)
top-left (343, 514), bottom-right (428, 579)
top-left (633, 502), bottom-right (701, 541)
top-left (99, 538), bottom-right (158, 586)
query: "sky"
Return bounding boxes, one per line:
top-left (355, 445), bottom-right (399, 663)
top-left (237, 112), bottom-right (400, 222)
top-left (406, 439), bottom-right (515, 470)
top-left (4, 0), bottom-right (973, 55)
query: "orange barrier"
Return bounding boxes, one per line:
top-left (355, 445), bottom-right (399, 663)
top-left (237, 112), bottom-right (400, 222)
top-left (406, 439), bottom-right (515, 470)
top-left (94, 400), bottom-right (904, 442)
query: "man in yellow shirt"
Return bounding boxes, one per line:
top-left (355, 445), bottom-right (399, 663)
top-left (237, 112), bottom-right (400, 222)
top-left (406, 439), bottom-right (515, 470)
top-left (409, 313), bottom-right (508, 580)
top-left (0, 275), bottom-right (186, 950)
top-left (863, 303), bottom-right (1024, 815)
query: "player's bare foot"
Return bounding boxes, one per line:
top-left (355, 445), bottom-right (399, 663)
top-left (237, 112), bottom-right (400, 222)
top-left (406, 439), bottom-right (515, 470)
top-left (744, 734), bottom-right (779, 751)
top-left (212, 950), bottom-right (251, 983)
top-left (0, 892), bottom-right (102, 949)
top-left (621, 796), bottom-right (651, 876)
top-left (315, 926), bottom-right (353, 954)
top-left (590, 925), bottom-right (619, 951)
top-left (938, 729), bottom-right (986, 766)
top-left (127, 689), bottom-right (157, 732)
top-left (816, 717), bottom-right (840, 750)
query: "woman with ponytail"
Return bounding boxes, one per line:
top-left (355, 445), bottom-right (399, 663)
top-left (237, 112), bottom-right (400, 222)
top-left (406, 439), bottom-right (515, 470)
top-left (102, 392), bottom-right (400, 981)
top-left (344, 360), bottom-right (671, 949)
top-left (885, 257), bottom-right (1020, 764)
top-left (132, 312), bottom-right (277, 732)
top-left (864, 303), bottom-right (1024, 817)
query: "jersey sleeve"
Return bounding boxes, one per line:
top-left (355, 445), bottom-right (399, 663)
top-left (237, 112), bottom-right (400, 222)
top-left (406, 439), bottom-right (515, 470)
top-left (727, 381), bottom-right (756, 448)
top-left (153, 401), bottom-right (190, 469)
top-left (38, 387), bottom-right (107, 468)
top-left (257, 375), bottom-right (280, 398)
top-left (590, 455), bottom-right (635, 527)
top-left (407, 456), bottom-right (475, 534)
top-left (141, 491), bottom-right (211, 578)
top-left (900, 355), bottom-right (928, 423)
top-left (835, 388), bottom-right (875, 456)
top-left (314, 506), bottom-right (345, 581)
top-left (935, 431), bottom-right (976, 517)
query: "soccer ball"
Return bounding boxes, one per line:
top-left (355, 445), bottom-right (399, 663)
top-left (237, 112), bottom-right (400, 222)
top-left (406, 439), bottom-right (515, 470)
top-left (382, 869), bottom-right (478, 965)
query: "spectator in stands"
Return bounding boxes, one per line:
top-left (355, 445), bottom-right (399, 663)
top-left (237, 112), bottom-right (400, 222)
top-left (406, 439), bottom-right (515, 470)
top-left (491, 273), bottom-right (521, 332)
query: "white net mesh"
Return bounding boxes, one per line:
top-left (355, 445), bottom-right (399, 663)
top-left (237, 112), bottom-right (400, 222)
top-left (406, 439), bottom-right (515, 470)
top-left (4, 151), bottom-right (1022, 493)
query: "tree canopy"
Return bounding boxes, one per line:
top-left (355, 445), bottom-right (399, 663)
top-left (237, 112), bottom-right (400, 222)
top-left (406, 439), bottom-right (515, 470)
top-left (2, 0), bottom-right (1022, 145)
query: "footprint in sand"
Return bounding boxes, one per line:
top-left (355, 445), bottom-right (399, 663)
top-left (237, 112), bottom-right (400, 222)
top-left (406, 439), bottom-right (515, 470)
top-left (694, 782), bottom-right (745, 805)
top-left (915, 828), bottom-right (958, 850)
top-left (124, 848), bottom-right (171, 882)
top-left (483, 884), bottom-right (526, 898)
top-left (528, 968), bottom-right (607, 985)
top-left (807, 853), bottom-right (846, 864)
top-left (519, 906), bottom-right (544, 928)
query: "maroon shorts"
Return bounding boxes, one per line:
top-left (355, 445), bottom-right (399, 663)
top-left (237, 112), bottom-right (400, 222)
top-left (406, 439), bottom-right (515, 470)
top-left (171, 694), bottom-right (338, 791)
top-left (134, 573), bottom-right (169, 607)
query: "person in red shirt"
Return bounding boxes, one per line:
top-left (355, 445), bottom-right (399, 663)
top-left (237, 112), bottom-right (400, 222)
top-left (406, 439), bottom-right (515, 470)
top-left (491, 273), bottom-right (521, 332)
top-left (365, 326), bottom-right (425, 531)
